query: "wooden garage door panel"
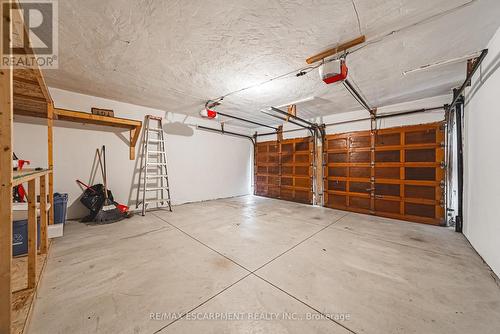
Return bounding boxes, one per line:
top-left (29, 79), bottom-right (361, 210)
top-left (375, 150), bottom-right (400, 162)
top-left (375, 167), bottom-right (400, 179)
top-left (405, 129), bottom-right (436, 145)
top-left (376, 132), bottom-right (400, 146)
top-left (405, 185), bottom-right (435, 200)
top-left (375, 199), bottom-right (401, 214)
top-left (349, 195), bottom-right (371, 210)
top-left (350, 167), bottom-right (371, 178)
top-left (405, 148), bottom-right (436, 162)
top-left (405, 167), bottom-right (436, 181)
top-left (327, 180), bottom-right (346, 192)
top-left (328, 152), bottom-right (347, 163)
top-left (349, 181), bottom-right (371, 194)
top-left (350, 151), bottom-right (370, 163)
top-left (324, 122), bottom-right (444, 225)
top-left (375, 183), bottom-right (401, 197)
top-left (350, 136), bottom-right (370, 148)
top-left (327, 138), bottom-right (347, 149)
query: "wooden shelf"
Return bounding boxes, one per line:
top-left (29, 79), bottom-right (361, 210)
top-left (53, 108), bottom-right (141, 129)
top-left (53, 108), bottom-right (142, 160)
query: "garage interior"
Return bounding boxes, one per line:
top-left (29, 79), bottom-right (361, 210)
top-left (1, 0), bottom-right (500, 333)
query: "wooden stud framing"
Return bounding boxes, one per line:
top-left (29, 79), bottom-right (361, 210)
top-left (315, 135), bottom-right (324, 206)
top-left (39, 175), bottom-right (48, 253)
top-left (0, 11), bottom-right (14, 331)
top-left (27, 180), bottom-right (37, 289)
top-left (48, 104), bottom-right (54, 225)
top-left (1, 2), bottom-right (55, 330)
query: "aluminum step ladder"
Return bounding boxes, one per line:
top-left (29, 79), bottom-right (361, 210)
top-left (136, 115), bottom-right (172, 215)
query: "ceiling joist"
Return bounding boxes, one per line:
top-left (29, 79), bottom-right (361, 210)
top-left (306, 35), bottom-right (366, 64)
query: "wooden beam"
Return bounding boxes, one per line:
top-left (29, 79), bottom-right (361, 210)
top-left (13, 76), bottom-right (40, 86)
top-left (27, 180), bottom-right (37, 289)
top-left (39, 175), bottom-right (48, 254)
top-left (12, 169), bottom-right (50, 187)
top-left (306, 35), bottom-right (366, 64)
top-left (32, 67), bottom-right (53, 105)
top-left (48, 104), bottom-right (54, 225)
top-left (0, 5), bottom-right (13, 332)
top-left (12, 0), bottom-right (53, 106)
top-left (286, 105), bottom-right (297, 122)
top-left (13, 108), bottom-right (47, 118)
top-left (14, 93), bottom-right (48, 103)
top-left (277, 125), bottom-right (283, 142)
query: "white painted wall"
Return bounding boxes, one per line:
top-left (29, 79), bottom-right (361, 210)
top-left (463, 26), bottom-right (500, 277)
top-left (13, 88), bottom-right (253, 219)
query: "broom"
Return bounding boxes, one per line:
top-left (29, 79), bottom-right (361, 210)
top-left (77, 146), bottom-right (132, 224)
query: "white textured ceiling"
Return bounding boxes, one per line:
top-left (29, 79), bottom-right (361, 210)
top-left (44, 0), bottom-right (500, 128)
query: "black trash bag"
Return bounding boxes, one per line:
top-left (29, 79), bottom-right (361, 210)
top-left (80, 184), bottom-right (114, 222)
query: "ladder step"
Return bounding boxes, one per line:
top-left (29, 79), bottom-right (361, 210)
top-left (147, 162), bottom-right (167, 166)
top-left (148, 139), bottom-right (163, 143)
top-left (147, 150), bottom-right (165, 154)
top-left (146, 174), bottom-right (169, 178)
top-left (145, 187), bottom-right (169, 191)
top-left (145, 199), bottom-right (171, 205)
top-left (148, 128), bottom-right (162, 132)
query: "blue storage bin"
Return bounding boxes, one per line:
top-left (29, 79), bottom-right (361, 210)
top-left (13, 219), bottom-right (40, 257)
top-left (53, 193), bottom-right (68, 224)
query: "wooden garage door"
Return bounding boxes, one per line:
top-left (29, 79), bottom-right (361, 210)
top-left (255, 140), bottom-right (280, 198)
top-left (280, 138), bottom-right (314, 204)
top-left (254, 138), bottom-right (313, 204)
top-left (324, 122), bottom-right (445, 225)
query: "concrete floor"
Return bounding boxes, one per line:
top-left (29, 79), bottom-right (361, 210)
top-left (29, 196), bottom-right (500, 334)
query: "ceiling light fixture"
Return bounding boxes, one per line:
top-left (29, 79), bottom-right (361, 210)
top-left (276, 96), bottom-right (316, 108)
top-left (402, 51), bottom-right (482, 76)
